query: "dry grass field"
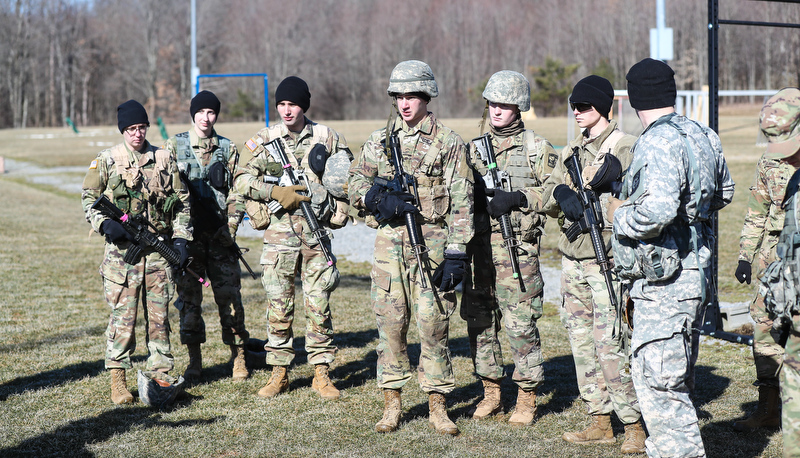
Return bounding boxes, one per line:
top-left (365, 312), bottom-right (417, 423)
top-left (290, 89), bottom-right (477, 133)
top-left (0, 109), bottom-right (783, 457)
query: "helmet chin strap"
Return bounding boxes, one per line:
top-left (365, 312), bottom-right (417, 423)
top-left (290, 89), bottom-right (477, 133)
top-left (385, 98), bottom-right (400, 157)
top-left (478, 100), bottom-right (489, 135)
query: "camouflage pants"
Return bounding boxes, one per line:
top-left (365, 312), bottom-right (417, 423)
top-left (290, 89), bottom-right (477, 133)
top-left (260, 230), bottom-right (338, 367)
top-left (751, 234), bottom-right (784, 387)
top-left (101, 246), bottom-right (174, 372)
top-left (174, 231), bottom-right (249, 346)
top-left (371, 221), bottom-right (457, 394)
top-left (782, 312), bottom-right (800, 458)
top-left (560, 256), bottom-right (640, 423)
top-left (461, 230), bottom-right (544, 391)
top-left (631, 296), bottom-right (705, 458)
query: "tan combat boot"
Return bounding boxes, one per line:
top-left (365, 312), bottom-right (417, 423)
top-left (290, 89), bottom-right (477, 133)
top-left (257, 366), bottom-right (289, 398)
top-left (732, 385), bottom-right (781, 432)
top-left (311, 364), bottom-right (340, 399)
top-left (562, 414), bottom-right (615, 444)
top-left (472, 378), bottom-right (503, 419)
top-left (184, 343), bottom-right (202, 380)
top-left (230, 345), bottom-right (249, 381)
top-left (110, 368), bottom-right (134, 405)
top-left (621, 420), bottom-right (646, 454)
top-left (375, 389), bottom-right (402, 433)
top-left (428, 392), bottom-right (459, 436)
top-left (508, 387), bottom-right (537, 426)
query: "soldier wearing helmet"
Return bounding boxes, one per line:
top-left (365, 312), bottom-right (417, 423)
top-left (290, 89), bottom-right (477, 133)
top-left (348, 60), bottom-right (474, 436)
top-left (539, 75), bottom-right (645, 453)
top-left (733, 87), bottom-right (800, 434)
top-left (461, 70), bottom-right (556, 427)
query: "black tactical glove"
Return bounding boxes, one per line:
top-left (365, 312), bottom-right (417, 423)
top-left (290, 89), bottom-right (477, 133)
top-left (100, 219), bottom-right (133, 244)
top-left (432, 251), bottom-right (469, 292)
top-left (485, 188), bottom-right (527, 219)
top-left (173, 238), bottom-right (190, 269)
top-left (588, 154), bottom-right (622, 194)
top-left (214, 225), bottom-right (236, 248)
top-left (734, 260), bottom-right (752, 285)
top-left (365, 184), bottom-right (417, 222)
top-left (364, 184), bottom-right (387, 215)
top-left (553, 184), bottom-right (583, 221)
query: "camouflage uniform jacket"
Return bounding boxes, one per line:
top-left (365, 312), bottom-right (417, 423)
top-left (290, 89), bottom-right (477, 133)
top-left (738, 152), bottom-right (798, 263)
top-left (165, 129), bottom-right (244, 237)
top-left (81, 140), bottom-right (192, 241)
top-left (539, 120), bottom-right (636, 259)
top-left (349, 112), bottom-right (474, 253)
top-left (235, 118), bottom-right (349, 235)
top-left (467, 129), bottom-right (555, 240)
top-left (613, 113), bottom-right (734, 349)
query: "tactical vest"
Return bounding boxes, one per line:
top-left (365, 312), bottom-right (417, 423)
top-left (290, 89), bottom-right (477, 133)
top-left (105, 143), bottom-right (177, 232)
top-left (760, 168), bottom-right (800, 331)
top-left (613, 115), bottom-right (709, 290)
top-left (174, 131), bottom-right (231, 219)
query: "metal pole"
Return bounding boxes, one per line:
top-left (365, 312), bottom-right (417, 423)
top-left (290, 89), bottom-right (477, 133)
top-left (191, 0), bottom-right (199, 96)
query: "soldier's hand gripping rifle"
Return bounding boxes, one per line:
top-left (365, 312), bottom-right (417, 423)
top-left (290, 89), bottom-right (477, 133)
top-left (178, 170), bottom-right (258, 280)
top-left (563, 147), bottom-right (619, 333)
top-left (373, 133), bottom-right (431, 288)
top-left (91, 195), bottom-right (210, 287)
top-left (472, 133), bottom-right (526, 292)
top-left (263, 138), bottom-right (335, 267)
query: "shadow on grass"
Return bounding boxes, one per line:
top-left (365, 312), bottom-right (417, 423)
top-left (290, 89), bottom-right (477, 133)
top-left (0, 406), bottom-right (221, 457)
top-left (0, 355), bottom-right (145, 402)
top-left (0, 325), bottom-right (106, 353)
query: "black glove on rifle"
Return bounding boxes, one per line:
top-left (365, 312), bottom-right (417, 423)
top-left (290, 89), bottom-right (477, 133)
top-left (734, 260), bottom-right (752, 285)
top-left (173, 238), bottom-right (190, 269)
top-left (485, 188), bottom-right (526, 219)
top-left (553, 184), bottom-right (583, 221)
top-left (100, 219), bottom-right (133, 244)
top-left (365, 184), bottom-right (417, 222)
top-left (432, 251), bottom-right (469, 292)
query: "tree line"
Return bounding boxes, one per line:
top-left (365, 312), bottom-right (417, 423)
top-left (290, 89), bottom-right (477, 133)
top-left (1, 0), bottom-right (798, 129)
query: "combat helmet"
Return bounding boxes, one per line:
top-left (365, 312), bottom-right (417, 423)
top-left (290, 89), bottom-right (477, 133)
top-left (761, 87), bottom-right (800, 159)
top-left (387, 60), bottom-right (438, 98)
top-left (137, 370), bottom-right (185, 409)
top-left (482, 70), bottom-right (531, 112)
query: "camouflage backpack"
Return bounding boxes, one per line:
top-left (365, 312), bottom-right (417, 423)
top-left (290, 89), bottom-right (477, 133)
top-left (760, 168), bottom-right (800, 334)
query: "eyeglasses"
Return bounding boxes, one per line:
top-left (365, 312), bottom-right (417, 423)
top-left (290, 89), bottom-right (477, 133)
top-left (570, 102), bottom-right (594, 113)
top-left (124, 125), bottom-right (148, 135)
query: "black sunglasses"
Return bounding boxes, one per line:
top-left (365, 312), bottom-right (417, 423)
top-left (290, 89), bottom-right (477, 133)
top-left (570, 102), bottom-right (594, 112)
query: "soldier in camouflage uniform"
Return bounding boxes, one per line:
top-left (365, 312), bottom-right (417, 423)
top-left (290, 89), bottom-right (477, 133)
top-left (348, 60), bottom-right (474, 436)
top-left (165, 90), bottom-right (250, 383)
top-left (461, 70), bottom-right (553, 426)
top-left (81, 100), bottom-right (192, 404)
top-left (733, 88), bottom-right (800, 433)
top-left (608, 58), bottom-right (735, 458)
top-left (538, 75), bottom-right (644, 453)
top-left (235, 76), bottom-right (351, 400)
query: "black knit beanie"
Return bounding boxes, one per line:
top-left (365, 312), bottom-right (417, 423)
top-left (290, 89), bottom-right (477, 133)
top-left (190, 90), bottom-right (221, 119)
top-left (626, 58), bottom-right (677, 110)
top-left (570, 75), bottom-right (615, 118)
top-left (275, 76), bottom-right (311, 112)
top-left (117, 100), bottom-right (149, 133)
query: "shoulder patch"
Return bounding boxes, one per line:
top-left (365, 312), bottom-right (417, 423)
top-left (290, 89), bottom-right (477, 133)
top-left (245, 138), bottom-right (259, 153)
top-left (547, 153), bottom-right (558, 169)
top-left (89, 159), bottom-right (98, 169)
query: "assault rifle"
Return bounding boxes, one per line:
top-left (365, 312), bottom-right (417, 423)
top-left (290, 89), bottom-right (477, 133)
top-left (563, 147), bottom-right (619, 333)
top-left (373, 133), bottom-right (430, 288)
top-left (91, 195), bottom-right (209, 287)
top-left (178, 170), bottom-right (257, 280)
top-left (472, 133), bottom-right (526, 292)
top-left (263, 138), bottom-right (335, 267)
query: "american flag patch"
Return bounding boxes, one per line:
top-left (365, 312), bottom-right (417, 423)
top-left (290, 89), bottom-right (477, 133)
top-left (89, 159), bottom-right (98, 169)
top-left (245, 138), bottom-right (259, 152)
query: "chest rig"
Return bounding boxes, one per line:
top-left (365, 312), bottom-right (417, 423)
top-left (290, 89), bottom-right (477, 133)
top-left (174, 132), bottom-right (231, 219)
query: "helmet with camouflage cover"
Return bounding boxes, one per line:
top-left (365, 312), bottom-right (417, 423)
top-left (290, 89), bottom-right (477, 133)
top-left (761, 87), bottom-right (800, 159)
top-left (482, 70), bottom-right (531, 112)
top-left (387, 60), bottom-right (438, 99)
top-left (322, 148), bottom-right (354, 199)
top-left (137, 370), bottom-right (185, 409)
